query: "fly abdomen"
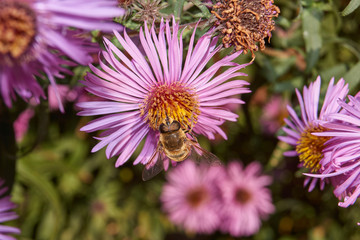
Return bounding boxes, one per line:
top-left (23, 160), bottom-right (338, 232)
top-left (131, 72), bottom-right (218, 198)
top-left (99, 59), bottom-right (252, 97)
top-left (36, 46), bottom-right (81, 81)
top-left (162, 133), bottom-right (183, 151)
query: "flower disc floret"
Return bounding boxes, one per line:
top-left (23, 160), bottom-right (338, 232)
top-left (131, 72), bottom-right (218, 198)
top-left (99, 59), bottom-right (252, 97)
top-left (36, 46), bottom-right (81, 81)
top-left (235, 187), bottom-right (252, 204)
top-left (185, 186), bottom-right (209, 208)
top-left (296, 125), bottom-right (331, 172)
top-left (0, 0), bottom-right (36, 63)
top-left (140, 82), bottom-right (199, 130)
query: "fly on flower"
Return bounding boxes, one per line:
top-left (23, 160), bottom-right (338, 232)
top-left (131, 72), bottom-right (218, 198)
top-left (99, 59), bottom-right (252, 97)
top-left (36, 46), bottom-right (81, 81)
top-left (142, 116), bottom-right (222, 181)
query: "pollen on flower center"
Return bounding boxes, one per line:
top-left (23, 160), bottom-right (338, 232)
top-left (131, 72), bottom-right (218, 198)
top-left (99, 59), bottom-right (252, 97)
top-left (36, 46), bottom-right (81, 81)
top-left (185, 187), bottom-right (208, 208)
top-left (0, 0), bottom-right (36, 61)
top-left (235, 187), bottom-right (252, 204)
top-left (140, 82), bottom-right (200, 130)
top-left (296, 125), bottom-right (331, 172)
top-left (212, 0), bottom-right (280, 57)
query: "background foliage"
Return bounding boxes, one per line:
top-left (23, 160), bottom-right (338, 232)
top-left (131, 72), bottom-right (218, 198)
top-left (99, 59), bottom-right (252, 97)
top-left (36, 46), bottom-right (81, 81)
top-left (1, 0), bottom-right (360, 239)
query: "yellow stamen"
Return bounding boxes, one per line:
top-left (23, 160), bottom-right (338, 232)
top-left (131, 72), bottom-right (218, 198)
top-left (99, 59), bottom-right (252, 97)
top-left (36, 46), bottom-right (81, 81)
top-left (296, 125), bottom-right (331, 172)
top-left (140, 82), bottom-right (200, 130)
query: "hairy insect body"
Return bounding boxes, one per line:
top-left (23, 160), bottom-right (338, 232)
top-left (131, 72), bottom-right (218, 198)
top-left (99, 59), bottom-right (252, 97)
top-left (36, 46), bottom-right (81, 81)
top-left (142, 117), bottom-right (221, 181)
top-left (160, 130), bottom-right (190, 162)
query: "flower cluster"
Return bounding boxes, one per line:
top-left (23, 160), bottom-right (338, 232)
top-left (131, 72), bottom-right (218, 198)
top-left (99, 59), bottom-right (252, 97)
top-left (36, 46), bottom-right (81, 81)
top-left (161, 160), bottom-right (274, 236)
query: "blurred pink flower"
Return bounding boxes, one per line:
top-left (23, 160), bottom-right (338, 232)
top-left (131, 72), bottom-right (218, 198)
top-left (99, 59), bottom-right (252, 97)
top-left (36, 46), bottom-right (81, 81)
top-left (13, 108), bottom-right (34, 142)
top-left (161, 161), bottom-right (224, 234)
top-left (260, 95), bottom-right (288, 134)
top-left (48, 84), bottom-right (100, 111)
top-left (219, 161), bottom-right (274, 237)
top-left (48, 85), bottom-right (83, 111)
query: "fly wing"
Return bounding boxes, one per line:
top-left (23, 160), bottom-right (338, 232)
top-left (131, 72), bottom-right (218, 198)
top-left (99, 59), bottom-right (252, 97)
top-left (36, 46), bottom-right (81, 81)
top-left (142, 149), bottom-right (165, 181)
top-left (189, 143), bottom-right (222, 166)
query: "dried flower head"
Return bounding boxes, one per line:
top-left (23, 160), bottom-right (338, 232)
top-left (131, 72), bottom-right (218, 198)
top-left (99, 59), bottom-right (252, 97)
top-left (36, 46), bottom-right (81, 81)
top-left (211, 0), bottom-right (280, 58)
top-left (132, 0), bottom-right (168, 22)
top-left (118, 0), bottom-right (134, 7)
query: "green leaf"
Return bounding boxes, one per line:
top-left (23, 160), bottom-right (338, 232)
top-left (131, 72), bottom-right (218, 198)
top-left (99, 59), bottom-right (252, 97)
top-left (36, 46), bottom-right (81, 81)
top-left (17, 160), bottom-right (65, 240)
top-left (319, 64), bottom-right (348, 82)
top-left (305, 49), bottom-right (320, 73)
top-left (189, 0), bottom-right (211, 18)
top-left (174, 0), bottom-right (186, 22)
top-left (302, 8), bottom-right (322, 72)
top-left (341, 0), bottom-right (360, 16)
top-left (343, 61), bottom-right (360, 93)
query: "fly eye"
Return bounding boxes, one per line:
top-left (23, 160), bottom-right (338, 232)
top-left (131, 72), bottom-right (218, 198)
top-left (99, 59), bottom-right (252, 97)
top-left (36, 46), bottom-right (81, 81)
top-left (159, 123), bottom-right (168, 133)
top-left (169, 121), bottom-right (181, 132)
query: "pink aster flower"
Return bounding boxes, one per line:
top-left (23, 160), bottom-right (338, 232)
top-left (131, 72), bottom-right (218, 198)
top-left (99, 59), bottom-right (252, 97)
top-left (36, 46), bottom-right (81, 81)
top-left (278, 76), bottom-right (349, 191)
top-left (305, 94), bottom-right (360, 208)
top-left (160, 161), bottom-right (224, 234)
top-left (0, 180), bottom-right (20, 240)
top-left (219, 161), bottom-right (274, 237)
top-left (78, 18), bottom-right (251, 167)
top-left (0, 0), bottom-right (124, 111)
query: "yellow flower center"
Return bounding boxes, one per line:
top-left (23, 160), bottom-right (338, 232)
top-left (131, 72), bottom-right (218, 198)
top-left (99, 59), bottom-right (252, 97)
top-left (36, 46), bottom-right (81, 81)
top-left (296, 125), bottom-right (331, 172)
top-left (0, 0), bottom-right (36, 63)
top-left (140, 82), bottom-right (200, 130)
